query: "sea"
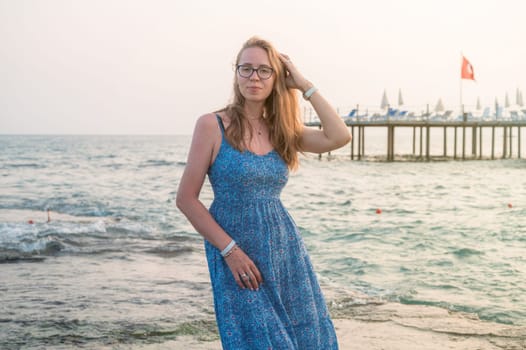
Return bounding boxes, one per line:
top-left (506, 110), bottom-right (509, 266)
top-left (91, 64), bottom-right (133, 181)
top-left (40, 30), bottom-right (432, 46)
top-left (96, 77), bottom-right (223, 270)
top-left (1, 132), bottom-right (525, 349)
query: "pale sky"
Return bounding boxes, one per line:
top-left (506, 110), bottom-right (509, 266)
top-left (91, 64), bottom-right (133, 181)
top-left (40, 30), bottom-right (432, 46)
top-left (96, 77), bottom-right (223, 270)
top-left (1, 0), bottom-right (525, 135)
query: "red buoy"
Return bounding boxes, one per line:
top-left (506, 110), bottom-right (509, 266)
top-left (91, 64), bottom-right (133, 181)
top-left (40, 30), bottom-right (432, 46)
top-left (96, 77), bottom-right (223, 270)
top-left (376, 208), bottom-right (382, 214)
top-left (508, 203), bottom-right (513, 208)
top-left (28, 219), bottom-right (34, 224)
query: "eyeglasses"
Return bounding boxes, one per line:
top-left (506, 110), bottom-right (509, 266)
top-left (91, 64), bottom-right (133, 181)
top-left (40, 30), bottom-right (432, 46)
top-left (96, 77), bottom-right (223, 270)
top-left (236, 64), bottom-right (274, 80)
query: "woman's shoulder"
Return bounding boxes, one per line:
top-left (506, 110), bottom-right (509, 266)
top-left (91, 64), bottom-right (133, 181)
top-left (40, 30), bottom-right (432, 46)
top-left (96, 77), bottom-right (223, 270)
top-left (192, 113), bottom-right (219, 134)
top-left (196, 112), bottom-right (218, 125)
top-left (198, 111), bottom-right (231, 125)
top-left (196, 111), bottom-right (231, 130)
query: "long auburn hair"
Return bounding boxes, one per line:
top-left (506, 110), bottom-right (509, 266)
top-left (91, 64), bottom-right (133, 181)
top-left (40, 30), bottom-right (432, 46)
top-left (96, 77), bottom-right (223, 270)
top-left (218, 37), bottom-right (303, 170)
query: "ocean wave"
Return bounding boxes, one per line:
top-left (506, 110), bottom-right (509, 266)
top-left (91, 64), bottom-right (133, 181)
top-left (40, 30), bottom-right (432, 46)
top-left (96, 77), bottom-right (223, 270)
top-left (0, 210), bottom-right (179, 262)
top-left (0, 202), bottom-right (118, 218)
top-left (145, 245), bottom-right (194, 258)
top-left (1, 162), bottom-right (46, 169)
top-left (395, 295), bottom-right (519, 325)
top-left (139, 159), bottom-right (178, 168)
top-left (17, 238), bottom-right (64, 255)
top-left (0, 250), bottom-right (47, 263)
top-left (101, 163), bottom-right (126, 169)
top-left (89, 154), bottom-right (117, 159)
top-left (450, 247), bottom-right (484, 258)
top-left (0, 237), bottom-right (64, 263)
top-left (0, 317), bottom-right (219, 348)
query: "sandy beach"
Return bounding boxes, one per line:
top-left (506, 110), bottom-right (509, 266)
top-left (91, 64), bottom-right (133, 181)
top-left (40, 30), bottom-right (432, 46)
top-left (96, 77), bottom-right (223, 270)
top-left (334, 303), bottom-right (526, 350)
top-left (134, 303), bottom-right (526, 350)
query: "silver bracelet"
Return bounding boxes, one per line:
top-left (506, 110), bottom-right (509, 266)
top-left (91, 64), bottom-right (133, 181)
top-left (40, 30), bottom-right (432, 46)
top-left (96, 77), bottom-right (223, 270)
top-left (220, 239), bottom-right (236, 257)
top-left (223, 245), bottom-right (238, 258)
top-left (303, 86), bottom-right (318, 100)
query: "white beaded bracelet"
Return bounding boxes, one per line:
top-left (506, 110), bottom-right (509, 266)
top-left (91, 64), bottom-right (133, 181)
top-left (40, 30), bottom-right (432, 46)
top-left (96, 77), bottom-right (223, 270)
top-left (303, 86), bottom-right (318, 100)
top-left (220, 240), bottom-right (236, 257)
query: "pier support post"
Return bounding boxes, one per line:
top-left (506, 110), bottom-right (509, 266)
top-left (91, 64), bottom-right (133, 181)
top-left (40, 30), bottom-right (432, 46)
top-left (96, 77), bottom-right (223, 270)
top-left (479, 126), bottom-right (483, 159)
top-left (387, 125), bottom-right (395, 161)
top-left (443, 126), bottom-right (447, 157)
top-left (357, 126), bottom-right (361, 160)
top-left (392, 126), bottom-right (396, 161)
top-left (419, 126), bottom-right (423, 159)
top-left (472, 126), bottom-right (477, 157)
top-left (361, 126), bottom-right (365, 159)
top-left (519, 126), bottom-right (522, 159)
top-left (351, 126), bottom-right (355, 160)
top-left (454, 126), bottom-right (458, 160)
top-left (426, 125), bottom-right (430, 161)
top-left (503, 126), bottom-right (508, 159)
top-left (491, 126), bottom-right (495, 160)
top-left (357, 126), bottom-right (363, 160)
top-left (412, 126), bottom-right (416, 156)
top-left (462, 125), bottom-right (466, 160)
top-left (509, 127), bottom-right (513, 158)
top-left (387, 126), bottom-right (391, 161)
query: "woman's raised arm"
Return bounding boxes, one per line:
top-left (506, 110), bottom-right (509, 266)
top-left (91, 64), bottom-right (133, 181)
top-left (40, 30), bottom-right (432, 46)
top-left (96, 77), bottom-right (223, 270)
top-left (279, 54), bottom-right (351, 154)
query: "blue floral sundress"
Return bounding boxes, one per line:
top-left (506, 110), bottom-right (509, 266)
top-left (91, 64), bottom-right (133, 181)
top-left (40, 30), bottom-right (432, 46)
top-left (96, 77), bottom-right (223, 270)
top-left (205, 115), bottom-right (339, 350)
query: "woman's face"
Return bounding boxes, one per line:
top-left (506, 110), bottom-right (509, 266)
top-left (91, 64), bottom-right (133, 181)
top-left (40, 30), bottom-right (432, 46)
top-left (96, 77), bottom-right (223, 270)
top-left (236, 47), bottom-right (275, 104)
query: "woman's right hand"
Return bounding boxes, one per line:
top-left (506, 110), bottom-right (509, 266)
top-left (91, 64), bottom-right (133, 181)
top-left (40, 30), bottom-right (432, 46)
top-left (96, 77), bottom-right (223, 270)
top-left (224, 247), bottom-right (263, 291)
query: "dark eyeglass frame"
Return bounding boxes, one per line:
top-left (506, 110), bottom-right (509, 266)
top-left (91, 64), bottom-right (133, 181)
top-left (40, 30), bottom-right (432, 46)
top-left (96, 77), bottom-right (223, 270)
top-left (236, 64), bottom-right (274, 80)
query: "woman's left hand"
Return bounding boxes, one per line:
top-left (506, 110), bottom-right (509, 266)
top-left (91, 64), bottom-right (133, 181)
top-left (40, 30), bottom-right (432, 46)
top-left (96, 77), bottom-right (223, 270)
top-left (279, 53), bottom-right (312, 93)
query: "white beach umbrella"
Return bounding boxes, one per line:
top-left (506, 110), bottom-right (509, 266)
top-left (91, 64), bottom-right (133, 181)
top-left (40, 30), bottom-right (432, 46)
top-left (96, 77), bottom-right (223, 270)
top-left (398, 88), bottom-right (404, 107)
top-left (381, 90), bottom-right (389, 109)
top-left (435, 98), bottom-right (445, 113)
top-left (495, 97), bottom-right (500, 117)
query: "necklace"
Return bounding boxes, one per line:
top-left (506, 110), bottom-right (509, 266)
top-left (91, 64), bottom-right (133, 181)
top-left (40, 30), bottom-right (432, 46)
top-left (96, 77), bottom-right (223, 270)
top-left (247, 116), bottom-right (264, 135)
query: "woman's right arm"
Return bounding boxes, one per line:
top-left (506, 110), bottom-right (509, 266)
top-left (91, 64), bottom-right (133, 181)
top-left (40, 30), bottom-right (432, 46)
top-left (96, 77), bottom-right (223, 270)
top-left (176, 114), bottom-right (262, 290)
top-left (176, 114), bottom-right (232, 250)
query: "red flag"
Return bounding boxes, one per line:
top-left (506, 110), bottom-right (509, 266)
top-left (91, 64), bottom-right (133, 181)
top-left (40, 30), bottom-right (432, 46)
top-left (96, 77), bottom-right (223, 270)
top-left (461, 56), bottom-right (475, 80)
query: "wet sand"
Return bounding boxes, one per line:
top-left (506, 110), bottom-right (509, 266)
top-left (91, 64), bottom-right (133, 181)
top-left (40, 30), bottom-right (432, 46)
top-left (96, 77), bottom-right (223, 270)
top-left (335, 303), bottom-right (526, 350)
top-left (135, 303), bottom-right (526, 350)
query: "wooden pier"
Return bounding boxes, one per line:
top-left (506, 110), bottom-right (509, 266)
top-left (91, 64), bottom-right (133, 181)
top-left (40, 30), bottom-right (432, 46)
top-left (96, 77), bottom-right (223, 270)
top-left (306, 120), bottom-right (526, 161)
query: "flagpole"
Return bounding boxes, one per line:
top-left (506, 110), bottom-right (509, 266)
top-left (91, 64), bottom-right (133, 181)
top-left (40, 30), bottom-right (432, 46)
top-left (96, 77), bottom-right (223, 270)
top-left (460, 52), bottom-right (463, 121)
top-left (460, 76), bottom-right (463, 118)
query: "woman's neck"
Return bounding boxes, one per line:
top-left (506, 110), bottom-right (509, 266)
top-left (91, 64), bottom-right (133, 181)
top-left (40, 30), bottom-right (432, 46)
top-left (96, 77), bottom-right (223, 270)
top-left (243, 103), bottom-right (265, 120)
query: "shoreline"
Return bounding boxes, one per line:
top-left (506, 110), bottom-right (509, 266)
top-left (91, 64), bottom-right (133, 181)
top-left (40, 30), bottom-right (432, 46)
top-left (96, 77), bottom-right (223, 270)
top-left (133, 302), bottom-right (526, 350)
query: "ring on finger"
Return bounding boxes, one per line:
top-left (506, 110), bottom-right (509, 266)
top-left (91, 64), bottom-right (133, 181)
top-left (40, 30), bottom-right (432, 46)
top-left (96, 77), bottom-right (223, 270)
top-left (240, 273), bottom-right (250, 279)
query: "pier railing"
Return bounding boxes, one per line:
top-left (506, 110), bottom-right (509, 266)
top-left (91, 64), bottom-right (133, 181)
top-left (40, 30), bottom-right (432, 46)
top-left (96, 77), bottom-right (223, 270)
top-left (305, 120), bottom-right (526, 161)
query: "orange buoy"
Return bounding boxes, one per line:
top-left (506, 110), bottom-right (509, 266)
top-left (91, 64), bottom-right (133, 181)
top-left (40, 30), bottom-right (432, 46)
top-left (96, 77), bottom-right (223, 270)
top-left (376, 208), bottom-right (382, 214)
top-left (508, 203), bottom-right (513, 208)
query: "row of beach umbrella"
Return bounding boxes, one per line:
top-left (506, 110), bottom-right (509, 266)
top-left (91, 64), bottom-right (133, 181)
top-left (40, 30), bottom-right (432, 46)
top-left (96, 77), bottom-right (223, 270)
top-left (381, 88), bottom-right (524, 113)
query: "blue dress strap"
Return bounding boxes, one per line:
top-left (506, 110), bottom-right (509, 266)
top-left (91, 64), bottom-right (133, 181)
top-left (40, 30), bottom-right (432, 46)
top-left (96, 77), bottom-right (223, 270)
top-left (215, 114), bottom-right (225, 135)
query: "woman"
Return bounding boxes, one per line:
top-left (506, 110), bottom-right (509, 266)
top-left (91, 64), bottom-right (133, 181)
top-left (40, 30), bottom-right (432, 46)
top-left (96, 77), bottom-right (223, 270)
top-left (176, 36), bottom-right (350, 349)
